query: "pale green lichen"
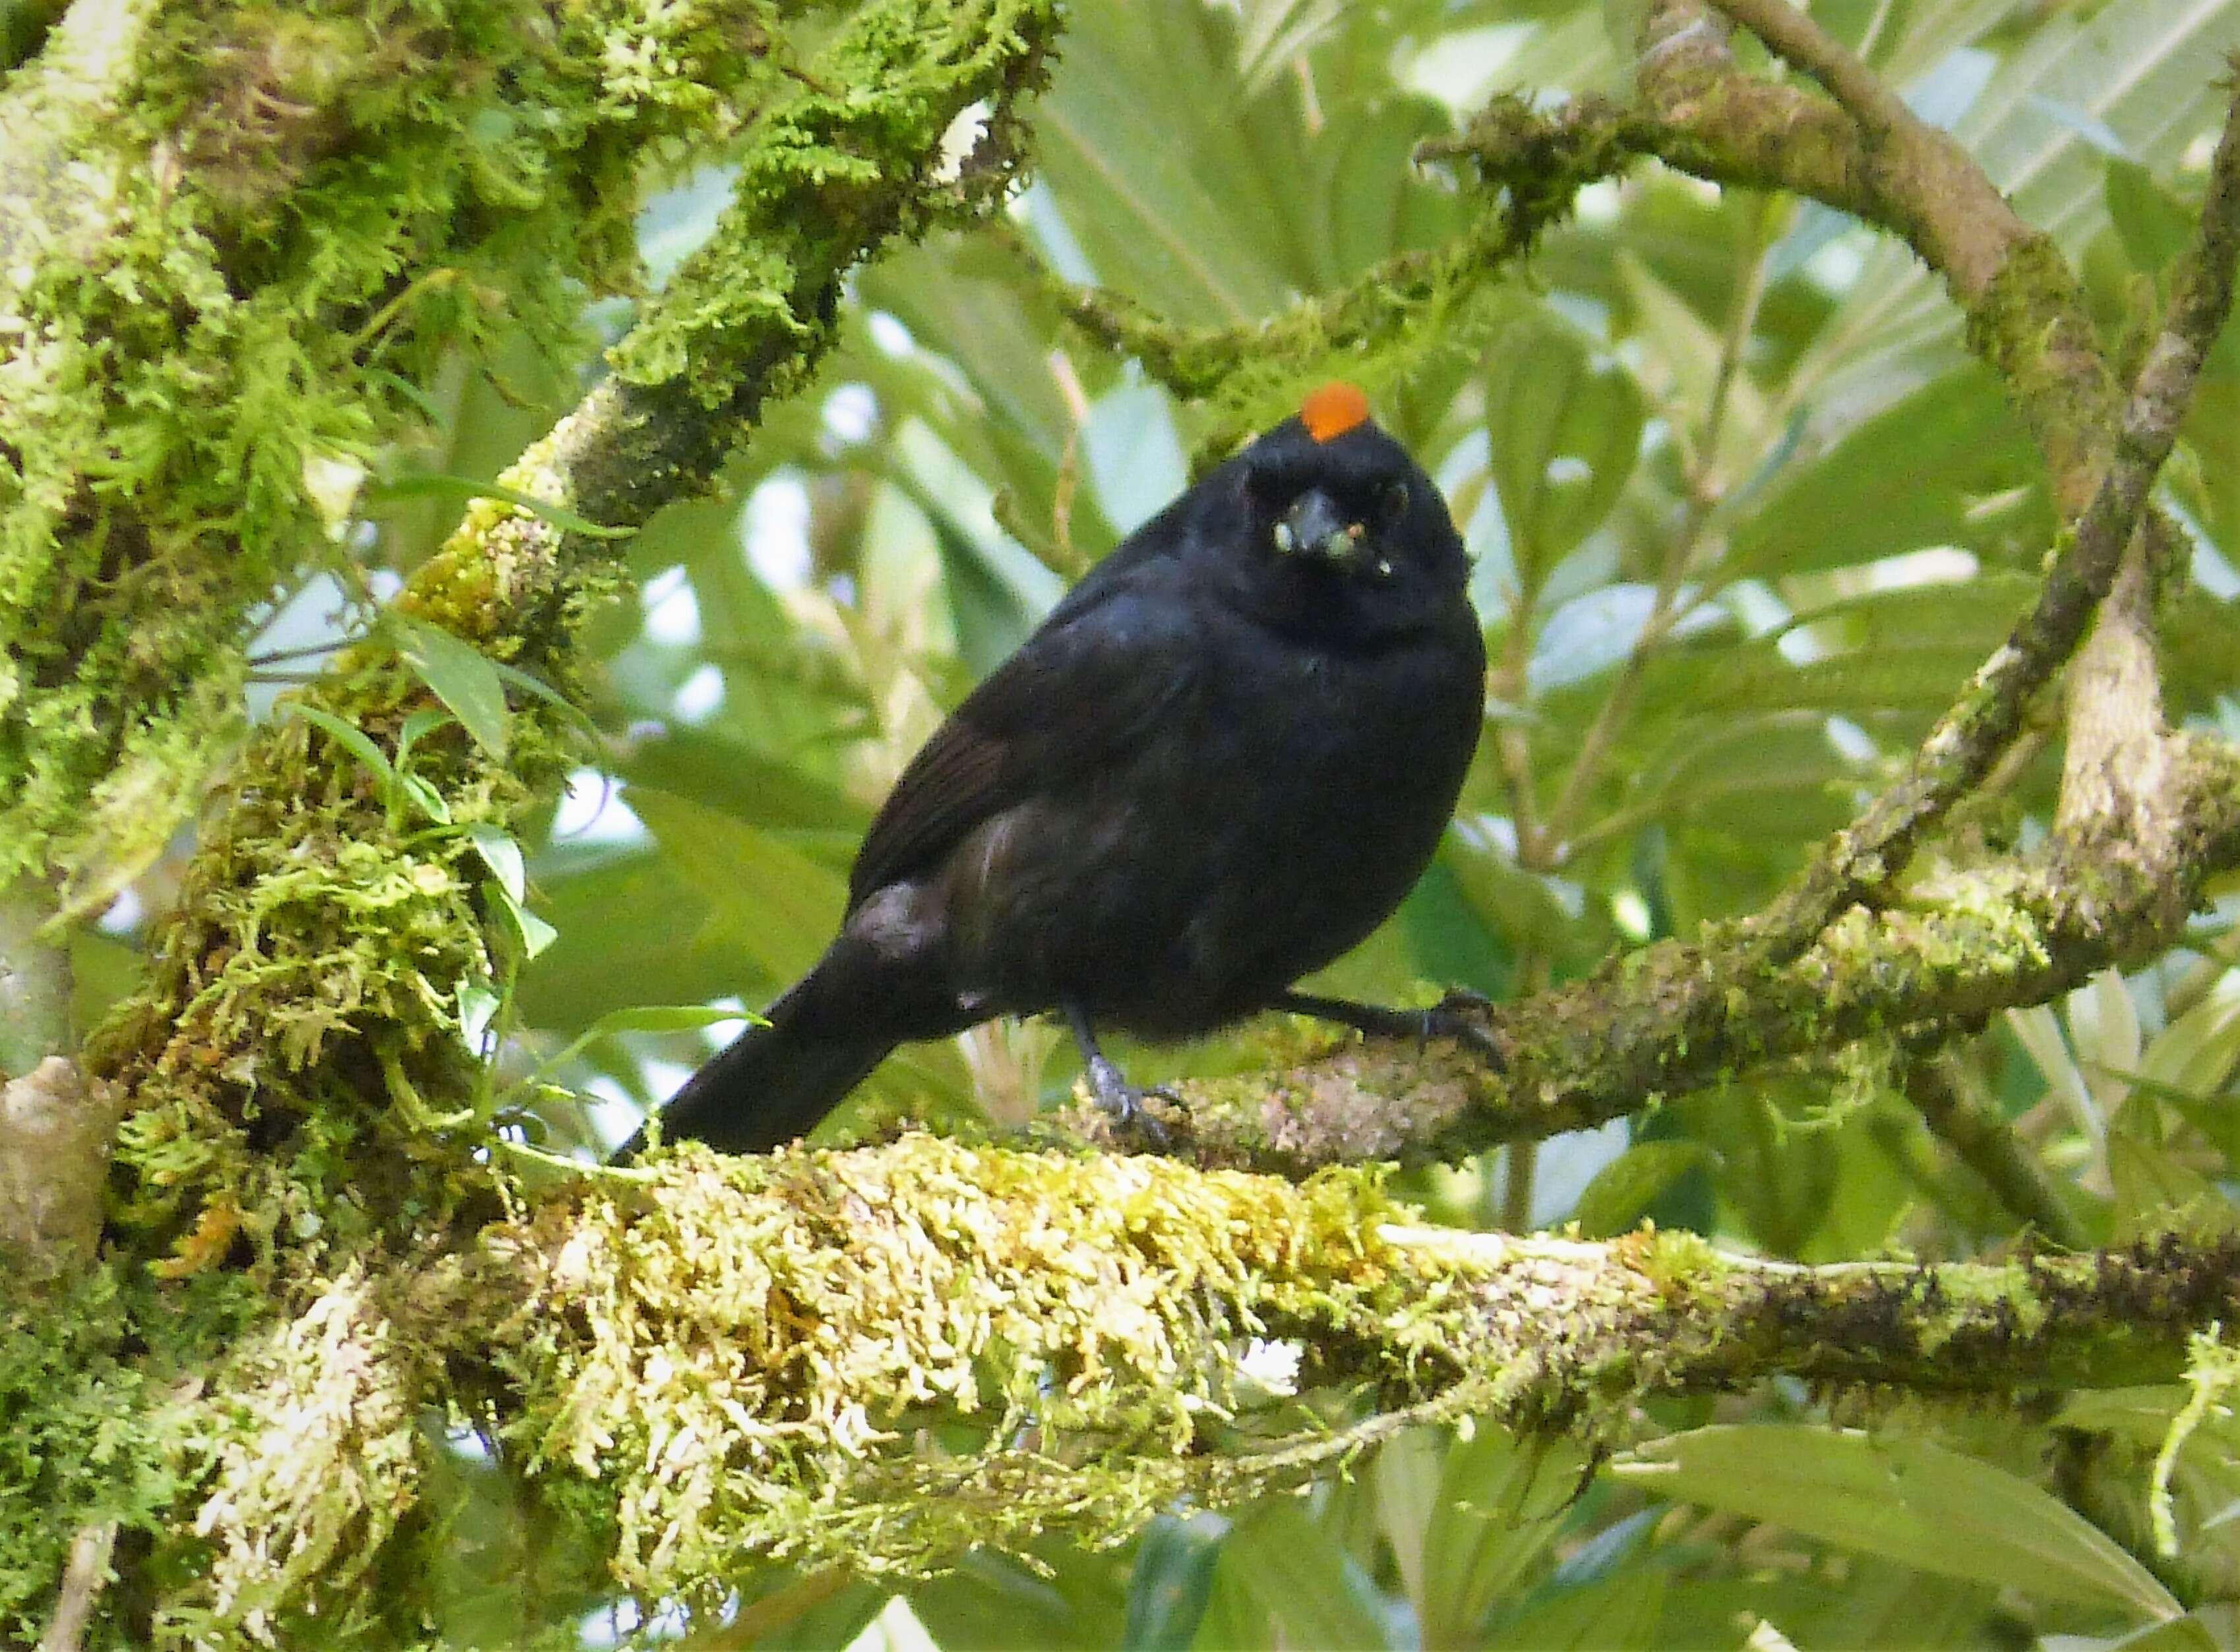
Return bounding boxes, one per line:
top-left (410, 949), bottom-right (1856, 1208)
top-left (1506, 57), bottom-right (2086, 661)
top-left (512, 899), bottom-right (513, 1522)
top-left (500, 1140), bottom-right (1455, 1593)
top-left (183, 1268), bottom-right (424, 1643)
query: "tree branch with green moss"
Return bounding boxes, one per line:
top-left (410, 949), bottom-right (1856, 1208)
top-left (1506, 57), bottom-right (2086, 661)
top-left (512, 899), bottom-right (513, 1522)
top-left (69, 0), bottom-right (1057, 1265)
top-left (148, 1137), bottom-right (2240, 1620)
top-left (1060, 63), bottom-right (2240, 1181)
top-left (1071, 733), bottom-right (2240, 1173)
top-left (2, 0), bottom-right (1060, 1634)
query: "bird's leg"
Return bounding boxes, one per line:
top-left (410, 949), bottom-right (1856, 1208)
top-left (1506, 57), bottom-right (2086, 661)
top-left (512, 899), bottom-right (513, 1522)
top-left (1061, 1001), bottom-right (1175, 1148)
top-left (1276, 989), bottom-right (1502, 1063)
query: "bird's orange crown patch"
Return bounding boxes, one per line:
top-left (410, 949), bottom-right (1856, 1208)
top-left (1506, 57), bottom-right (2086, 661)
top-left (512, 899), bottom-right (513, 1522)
top-left (1300, 380), bottom-right (1371, 443)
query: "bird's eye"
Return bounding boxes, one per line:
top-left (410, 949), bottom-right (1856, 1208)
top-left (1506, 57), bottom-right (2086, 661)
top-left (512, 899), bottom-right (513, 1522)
top-left (1376, 480), bottom-right (1411, 524)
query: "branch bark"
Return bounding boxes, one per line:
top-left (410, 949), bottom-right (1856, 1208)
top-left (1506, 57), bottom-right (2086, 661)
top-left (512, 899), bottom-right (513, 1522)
top-left (1204, 26), bottom-right (2240, 1180)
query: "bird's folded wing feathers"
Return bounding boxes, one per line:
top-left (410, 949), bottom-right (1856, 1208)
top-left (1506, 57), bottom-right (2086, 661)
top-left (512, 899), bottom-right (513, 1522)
top-left (845, 580), bottom-right (1197, 910)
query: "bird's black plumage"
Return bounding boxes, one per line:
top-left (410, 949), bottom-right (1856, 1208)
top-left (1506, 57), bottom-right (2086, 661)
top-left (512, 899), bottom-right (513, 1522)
top-left (629, 390), bottom-right (1486, 1156)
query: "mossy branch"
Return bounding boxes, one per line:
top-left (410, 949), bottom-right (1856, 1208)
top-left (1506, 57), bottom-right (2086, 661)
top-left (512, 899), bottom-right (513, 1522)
top-left (81, 0), bottom-right (1058, 1266)
top-left (7, 2), bottom-right (2240, 1637)
top-left (126, 1137), bottom-right (2240, 1628)
top-left (0, 0), bottom-right (801, 914)
top-left (1090, 736), bottom-right (2240, 1174)
top-left (1681, 4), bottom-right (2240, 960)
top-left (1017, 98), bottom-right (1648, 448)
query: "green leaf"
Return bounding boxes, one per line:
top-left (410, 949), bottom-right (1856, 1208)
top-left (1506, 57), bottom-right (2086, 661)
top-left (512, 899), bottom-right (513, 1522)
top-left (399, 771), bottom-right (452, 825)
top-left (1029, 5), bottom-right (1292, 327)
top-left (1612, 1425), bottom-right (2183, 1621)
top-left (466, 822), bottom-right (526, 906)
top-left (286, 703), bottom-right (396, 792)
top-left (2107, 1130), bottom-right (2240, 1242)
top-left (2144, 990), bottom-right (2240, 1099)
top-left (1124, 1514), bottom-right (1225, 1651)
top-left (394, 707), bottom-right (454, 771)
top-left (1618, 251), bottom-right (1766, 476)
top-left (1726, 367), bottom-right (2048, 578)
top-left (1417, 1427), bottom-right (1587, 1645)
top-left (368, 471), bottom-right (633, 539)
top-left (487, 658), bottom-right (601, 741)
top-left (486, 880), bottom-right (558, 962)
top-left (1373, 1429), bottom-right (1440, 1616)
top-left (456, 978), bottom-right (500, 1053)
top-left (1219, 1499), bottom-right (1398, 1651)
top-left (572, 1004), bottom-right (753, 1036)
top-left (2106, 156), bottom-right (2197, 274)
top-left (1801, 0), bottom-right (2240, 421)
top-left (509, 903), bottom-right (559, 960)
top-left (388, 614), bottom-right (512, 761)
top-left (1484, 315), bottom-right (1646, 588)
top-left (2109, 1615), bottom-right (2222, 1651)
top-left (626, 786), bottom-right (849, 985)
top-left (523, 1003), bottom-right (752, 1090)
top-left (1572, 1141), bottom-right (1718, 1238)
top-left (1486, 1569), bottom-right (1666, 1651)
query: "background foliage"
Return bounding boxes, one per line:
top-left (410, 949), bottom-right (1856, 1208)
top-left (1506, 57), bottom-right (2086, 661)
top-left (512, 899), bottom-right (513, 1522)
top-left (43, 0), bottom-right (2240, 1644)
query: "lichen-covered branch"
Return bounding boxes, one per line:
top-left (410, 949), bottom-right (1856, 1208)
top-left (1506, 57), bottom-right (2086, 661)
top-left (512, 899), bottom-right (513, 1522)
top-left (1660, 1), bottom-right (2117, 503)
top-left (3, 3), bottom-right (1062, 1630)
top-left (6, 1), bottom-right (2239, 1637)
top-left (1185, 32), bottom-right (2240, 1183)
top-left (1019, 102), bottom-right (1643, 445)
top-left (115, 1138), bottom-right (2240, 1630)
top-left (1433, 10), bottom-right (2213, 971)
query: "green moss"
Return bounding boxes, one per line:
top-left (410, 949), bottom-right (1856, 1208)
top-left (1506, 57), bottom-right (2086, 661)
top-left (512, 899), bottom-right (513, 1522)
top-left (1032, 92), bottom-right (1647, 457)
top-left (500, 1139), bottom-right (1459, 1591)
top-left (611, 0), bottom-right (1055, 416)
top-left (1960, 233), bottom-right (2118, 500)
top-left (0, 0), bottom-right (790, 905)
top-left (88, 661), bottom-right (553, 1266)
top-left (79, 0), bottom-right (1060, 1273)
top-left (0, 1266), bottom-right (260, 1649)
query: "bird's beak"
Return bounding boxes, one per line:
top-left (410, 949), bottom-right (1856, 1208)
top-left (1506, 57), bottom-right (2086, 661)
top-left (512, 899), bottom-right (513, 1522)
top-left (1273, 487), bottom-right (1366, 570)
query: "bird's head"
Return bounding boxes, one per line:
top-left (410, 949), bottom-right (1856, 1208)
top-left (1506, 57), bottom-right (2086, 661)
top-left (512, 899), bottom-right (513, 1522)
top-left (1213, 382), bottom-right (1470, 639)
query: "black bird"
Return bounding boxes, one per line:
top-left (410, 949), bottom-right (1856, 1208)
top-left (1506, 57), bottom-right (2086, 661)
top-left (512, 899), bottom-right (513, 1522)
top-left (628, 383), bottom-right (1488, 1156)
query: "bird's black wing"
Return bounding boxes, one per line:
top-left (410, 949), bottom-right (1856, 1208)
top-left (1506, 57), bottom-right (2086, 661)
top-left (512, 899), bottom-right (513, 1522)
top-left (847, 574), bottom-right (1197, 910)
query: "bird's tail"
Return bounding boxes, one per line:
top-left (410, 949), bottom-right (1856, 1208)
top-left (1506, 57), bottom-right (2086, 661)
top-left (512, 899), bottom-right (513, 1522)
top-left (614, 984), bottom-right (892, 1160)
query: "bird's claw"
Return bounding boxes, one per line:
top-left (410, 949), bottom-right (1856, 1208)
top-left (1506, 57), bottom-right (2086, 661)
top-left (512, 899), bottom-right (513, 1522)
top-left (1085, 1055), bottom-right (1178, 1150)
top-left (1416, 989), bottom-right (1504, 1067)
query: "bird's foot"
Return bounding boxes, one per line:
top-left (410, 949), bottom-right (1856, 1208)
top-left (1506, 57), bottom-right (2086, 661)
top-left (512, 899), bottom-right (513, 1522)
top-left (1415, 989), bottom-right (1505, 1067)
top-left (1083, 1053), bottom-right (1178, 1150)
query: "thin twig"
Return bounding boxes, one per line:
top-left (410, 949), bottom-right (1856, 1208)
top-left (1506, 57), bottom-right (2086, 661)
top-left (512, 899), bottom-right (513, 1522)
top-left (1539, 191), bottom-right (1774, 852)
top-left (38, 1521), bottom-right (117, 1652)
top-left (1705, 0), bottom-right (1916, 145)
top-left (1905, 1057), bottom-right (2088, 1249)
